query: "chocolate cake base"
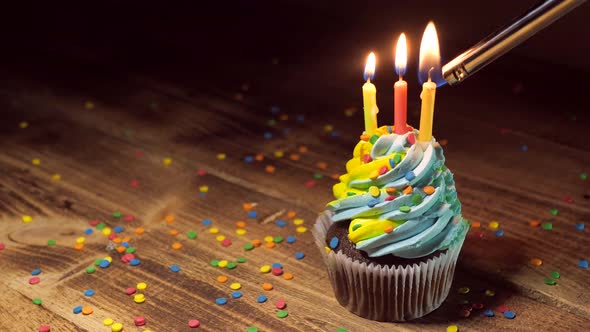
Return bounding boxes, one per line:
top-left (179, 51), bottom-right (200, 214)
top-left (325, 219), bottom-right (446, 267)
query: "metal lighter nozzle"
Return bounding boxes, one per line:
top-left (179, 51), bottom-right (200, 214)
top-left (442, 0), bottom-right (587, 86)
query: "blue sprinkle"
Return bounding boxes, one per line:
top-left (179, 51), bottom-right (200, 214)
top-left (389, 158), bottom-right (396, 168)
top-left (73, 306), bottom-right (83, 314)
top-left (170, 264), bottom-right (181, 272)
top-left (329, 237), bottom-right (339, 249)
top-left (113, 226), bottom-right (124, 233)
top-left (202, 219), bottom-right (212, 226)
top-left (579, 259), bottom-right (589, 269)
top-left (331, 131), bottom-right (339, 137)
top-left (484, 309), bottom-right (494, 317)
top-left (271, 262), bottom-right (283, 269)
top-left (367, 198), bottom-right (380, 208)
top-left (244, 155), bottom-right (254, 163)
top-left (264, 132), bottom-right (273, 139)
top-left (283, 128), bottom-right (291, 135)
top-left (387, 126), bottom-right (393, 134)
top-left (275, 220), bottom-right (287, 227)
top-left (122, 242), bottom-right (130, 248)
top-left (296, 114), bottom-right (305, 122)
top-left (247, 211), bottom-right (257, 218)
top-left (295, 252), bottom-right (305, 260)
top-left (129, 259), bottom-right (141, 266)
top-left (215, 297), bottom-right (228, 305)
top-left (84, 289), bottom-right (95, 297)
top-left (99, 260), bottom-right (110, 268)
top-left (31, 269), bottom-right (41, 276)
top-left (84, 228), bottom-right (93, 235)
top-left (576, 223), bottom-right (584, 231)
top-left (270, 106), bottom-right (280, 114)
top-left (495, 229), bottom-right (504, 237)
top-left (199, 192), bottom-right (206, 197)
top-left (231, 291), bottom-right (243, 299)
top-left (404, 171), bottom-right (416, 181)
top-left (256, 295), bottom-right (268, 303)
top-left (521, 145), bottom-right (528, 152)
top-left (286, 235), bottom-right (296, 244)
top-left (503, 310), bottom-right (516, 319)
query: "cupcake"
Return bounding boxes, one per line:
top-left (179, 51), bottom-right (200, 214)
top-left (313, 127), bottom-right (469, 321)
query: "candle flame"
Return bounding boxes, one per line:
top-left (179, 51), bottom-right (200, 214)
top-left (395, 33), bottom-right (407, 77)
top-left (364, 52), bottom-right (376, 81)
top-left (418, 22), bottom-right (443, 86)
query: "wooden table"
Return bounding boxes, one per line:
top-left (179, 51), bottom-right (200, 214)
top-left (1, 4), bottom-right (589, 329)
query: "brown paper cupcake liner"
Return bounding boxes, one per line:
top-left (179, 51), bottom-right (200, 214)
top-left (313, 210), bottom-right (465, 322)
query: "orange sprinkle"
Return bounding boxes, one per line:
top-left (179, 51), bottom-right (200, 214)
top-left (116, 246), bottom-right (126, 254)
top-left (265, 165), bottom-right (276, 174)
top-left (112, 237), bottom-right (122, 244)
top-left (289, 153), bottom-right (300, 161)
top-left (243, 203), bottom-right (253, 211)
top-left (216, 276), bottom-right (228, 283)
top-left (265, 242), bottom-right (276, 249)
top-left (169, 229), bottom-right (179, 236)
top-left (164, 215), bottom-right (175, 223)
top-left (121, 237), bottom-right (131, 242)
top-left (529, 220), bottom-right (541, 227)
top-left (135, 227), bottom-right (145, 235)
top-left (439, 139), bottom-right (448, 146)
top-left (283, 272), bottom-right (294, 280)
top-left (316, 162), bottom-right (328, 170)
top-left (171, 242), bottom-right (183, 250)
top-left (423, 186), bottom-right (435, 195)
top-left (530, 258), bottom-right (543, 266)
top-left (385, 187), bottom-right (397, 195)
top-left (383, 226), bottom-right (394, 233)
top-left (74, 243), bottom-right (84, 250)
top-left (360, 134), bottom-right (370, 141)
top-left (298, 145), bottom-right (308, 153)
top-left (471, 221), bottom-right (481, 228)
top-left (255, 153), bottom-right (265, 161)
top-left (287, 211), bottom-right (297, 219)
top-left (402, 186), bottom-right (413, 195)
top-left (235, 221), bottom-right (246, 228)
top-left (251, 239), bottom-right (262, 247)
top-left (82, 306), bottom-right (93, 315)
top-left (330, 173), bottom-right (340, 180)
top-left (262, 283), bottom-right (273, 291)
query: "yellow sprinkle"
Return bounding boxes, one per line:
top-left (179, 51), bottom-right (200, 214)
top-left (216, 235), bottom-right (226, 242)
top-left (163, 157), bottom-right (172, 166)
top-left (369, 170), bottom-right (380, 180)
top-left (199, 185), bottom-right (209, 193)
top-left (134, 294), bottom-right (145, 303)
top-left (229, 283), bottom-right (241, 290)
top-left (447, 325), bottom-right (458, 332)
top-left (103, 318), bottom-right (114, 326)
top-left (19, 121), bottom-right (28, 129)
top-left (22, 215), bottom-right (33, 223)
top-left (104, 256), bottom-right (112, 263)
top-left (293, 218), bottom-right (304, 225)
top-left (263, 236), bottom-right (274, 243)
top-left (323, 124), bottom-right (333, 132)
top-left (216, 153), bottom-right (226, 160)
top-left (85, 101), bottom-right (95, 109)
top-left (51, 173), bottom-right (61, 181)
top-left (484, 289), bottom-right (495, 296)
top-left (325, 246), bottom-right (332, 253)
top-left (236, 229), bottom-right (247, 236)
top-left (274, 150), bottom-right (284, 158)
top-left (111, 323), bottom-right (123, 332)
top-left (209, 227), bottom-right (219, 234)
top-left (218, 260), bottom-right (228, 268)
top-left (32, 158), bottom-right (41, 166)
top-left (136, 282), bottom-right (147, 290)
top-left (488, 221), bottom-right (499, 229)
top-left (368, 186), bottom-right (380, 197)
top-left (260, 265), bottom-right (271, 273)
top-left (102, 227), bottom-right (112, 236)
top-left (76, 237), bottom-right (85, 244)
top-left (296, 226), bottom-right (308, 233)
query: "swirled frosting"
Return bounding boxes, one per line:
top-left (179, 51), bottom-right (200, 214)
top-left (327, 126), bottom-right (468, 258)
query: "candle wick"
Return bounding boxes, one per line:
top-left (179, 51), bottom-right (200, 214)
top-left (399, 75), bottom-right (403, 81)
top-left (428, 67), bottom-right (434, 82)
top-left (367, 78), bottom-right (371, 84)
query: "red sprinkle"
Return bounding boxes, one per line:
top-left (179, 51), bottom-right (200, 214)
top-left (275, 298), bottom-right (286, 309)
top-left (130, 180), bottom-right (140, 188)
top-left (362, 154), bottom-right (372, 163)
top-left (188, 319), bottom-right (200, 328)
top-left (124, 215), bottom-right (135, 222)
top-left (134, 316), bottom-right (146, 326)
top-left (271, 267), bottom-right (284, 276)
top-left (39, 325), bottom-right (51, 332)
top-left (135, 149), bottom-right (144, 157)
top-left (197, 169), bottom-right (207, 176)
top-left (564, 197), bottom-right (574, 203)
top-left (305, 180), bottom-right (316, 188)
top-left (29, 277), bottom-right (41, 285)
top-left (475, 232), bottom-right (484, 239)
top-left (0, 243), bottom-right (5, 250)
top-left (89, 220), bottom-right (100, 226)
top-left (385, 196), bottom-right (395, 201)
top-left (378, 165), bottom-right (388, 175)
top-left (497, 305), bottom-right (509, 313)
top-left (108, 234), bottom-right (118, 240)
top-left (121, 254), bottom-right (135, 263)
top-left (472, 303), bottom-right (484, 310)
top-left (407, 133), bottom-right (416, 144)
top-left (125, 287), bottom-right (137, 295)
top-left (221, 239), bottom-right (232, 247)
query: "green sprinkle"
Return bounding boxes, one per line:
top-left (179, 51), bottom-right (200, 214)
top-left (94, 259), bottom-right (102, 266)
top-left (393, 154), bottom-right (402, 164)
top-left (187, 231), bottom-right (197, 239)
top-left (580, 173), bottom-right (588, 180)
top-left (399, 206), bottom-right (411, 213)
top-left (352, 223), bottom-right (362, 231)
top-left (32, 298), bottom-right (42, 305)
top-left (411, 194), bottom-right (423, 205)
top-left (313, 173), bottom-right (324, 179)
top-left (125, 247), bottom-right (136, 254)
top-left (86, 266), bottom-right (96, 274)
top-left (336, 328), bottom-right (348, 332)
top-left (276, 310), bottom-right (289, 318)
top-left (346, 192), bottom-right (356, 196)
top-left (542, 222), bottom-right (553, 230)
top-left (96, 223), bottom-right (106, 230)
top-left (247, 327), bottom-right (259, 332)
top-left (47, 239), bottom-right (56, 246)
top-left (113, 211), bottom-right (121, 218)
top-left (273, 236), bottom-right (283, 243)
top-left (544, 278), bottom-right (557, 286)
top-left (550, 209), bottom-right (558, 216)
top-left (369, 134), bottom-right (380, 144)
top-left (244, 243), bottom-right (254, 251)
top-left (226, 262), bottom-right (237, 269)
top-left (550, 271), bottom-right (560, 279)
top-left (210, 260), bottom-right (220, 267)
top-left (237, 257), bottom-right (247, 263)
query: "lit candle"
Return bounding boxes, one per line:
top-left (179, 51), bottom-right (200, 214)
top-left (394, 33), bottom-right (409, 134)
top-left (418, 22), bottom-right (441, 142)
top-left (362, 52), bottom-right (378, 135)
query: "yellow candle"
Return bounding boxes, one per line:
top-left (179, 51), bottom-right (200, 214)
top-left (418, 22), bottom-right (441, 142)
top-left (362, 52), bottom-right (378, 135)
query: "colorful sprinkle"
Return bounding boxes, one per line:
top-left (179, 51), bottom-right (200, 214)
top-left (83, 289), bottom-right (95, 297)
top-left (503, 310), bottom-right (516, 319)
top-left (484, 309), bottom-right (494, 317)
top-left (329, 237), bottom-right (339, 249)
top-left (544, 278), bottom-right (557, 285)
top-left (188, 319), bottom-right (200, 328)
top-left (578, 260), bottom-right (588, 269)
top-left (276, 310), bottom-right (288, 318)
top-left (542, 222), bottom-right (553, 230)
top-left (458, 287), bottom-right (470, 294)
top-left (170, 264), bottom-right (181, 272)
top-left (530, 258), bottom-right (543, 266)
top-left (256, 295), bottom-right (268, 303)
top-left (446, 325), bottom-right (458, 332)
top-left (231, 291), bottom-right (243, 299)
top-left (215, 298), bottom-right (228, 305)
top-left (550, 271), bottom-right (560, 279)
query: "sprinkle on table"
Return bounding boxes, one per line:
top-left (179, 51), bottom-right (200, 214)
top-left (188, 319), bottom-right (200, 328)
top-left (256, 295), bottom-right (267, 303)
top-left (530, 258), bottom-right (543, 266)
top-left (446, 325), bottom-right (458, 332)
top-left (579, 260), bottom-right (589, 269)
top-left (276, 310), bottom-right (289, 318)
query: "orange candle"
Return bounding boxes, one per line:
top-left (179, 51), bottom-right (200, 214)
top-left (394, 33), bottom-right (409, 134)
